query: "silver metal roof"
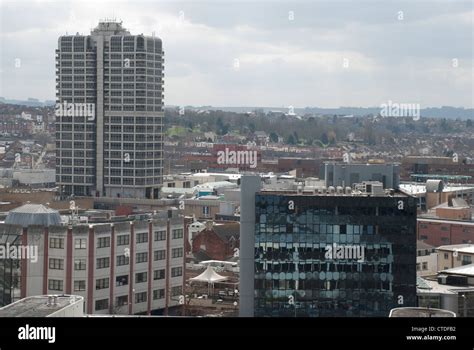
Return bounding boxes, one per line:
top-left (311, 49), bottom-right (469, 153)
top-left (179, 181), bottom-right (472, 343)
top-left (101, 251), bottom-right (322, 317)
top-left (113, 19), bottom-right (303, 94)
top-left (5, 204), bottom-right (62, 228)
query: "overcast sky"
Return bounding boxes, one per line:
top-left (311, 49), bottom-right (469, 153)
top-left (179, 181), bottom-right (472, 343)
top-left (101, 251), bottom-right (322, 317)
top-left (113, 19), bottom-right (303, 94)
top-left (0, 0), bottom-right (472, 108)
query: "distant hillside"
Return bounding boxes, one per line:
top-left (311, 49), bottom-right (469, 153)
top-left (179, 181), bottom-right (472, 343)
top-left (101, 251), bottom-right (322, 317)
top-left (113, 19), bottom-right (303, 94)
top-left (171, 105), bottom-right (473, 119)
top-left (0, 97), bottom-right (55, 107)
top-left (1, 98), bottom-right (471, 119)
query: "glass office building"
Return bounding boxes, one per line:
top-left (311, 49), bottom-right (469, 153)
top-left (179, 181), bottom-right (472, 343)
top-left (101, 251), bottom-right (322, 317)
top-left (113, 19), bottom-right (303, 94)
top-left (254, 192), bottom-right (417, 317)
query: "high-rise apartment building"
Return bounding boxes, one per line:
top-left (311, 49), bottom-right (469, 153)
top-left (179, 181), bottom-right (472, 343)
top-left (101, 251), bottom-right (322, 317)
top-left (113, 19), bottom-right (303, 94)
top-left (55, 21), bottom-right (164, 199)
top-left (240, 176), bottom-right (417, 317)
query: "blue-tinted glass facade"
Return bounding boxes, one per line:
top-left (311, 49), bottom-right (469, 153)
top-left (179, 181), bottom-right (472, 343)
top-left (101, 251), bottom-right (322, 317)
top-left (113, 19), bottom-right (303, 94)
top-left (254, 194), bottom-right (417, 317)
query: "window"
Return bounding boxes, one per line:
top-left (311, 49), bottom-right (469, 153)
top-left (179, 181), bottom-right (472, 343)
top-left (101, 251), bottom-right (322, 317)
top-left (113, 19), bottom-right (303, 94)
top-left (172, 248), bottom-right (183, 258)
top-left (135, 272), bottom-right (147, 283)
top-left (74, 259), bottom-right (86, 271)
top-left (116, 295), bottom-right (128, 306)
top-left (96, 278), bottom-right (110, 290)
top-left (74, 280), bottom-right (86, 292)
top-left (416, 263), bottom-right (420, 271)
top-left (444, 253), bottom-right (449, 259)
top-left (116, 275), bottom-right (128, 287)
top-left (97, 237), bottom-right (111, 248)
top-left (116, 255), bottom-right (130, 266)
top-left (441, 226), bottom-right (449, 232)
top-left (422, 262), bottom-right (428, 270)
top-left (154, 269), bottom-right (165, 280)
top-left (96, 257), bottom-right (110, 269)
top-left (117, 235), bottom-right (129, 246)
top-left (203, 206), bottom-right (210, 217)
top-left (75, 238), bottom-right (86, 249)
top-left (135, 292), bottom-right (147, 303)
top-left (171, 286), bottom-right (181, 297)
top-left (95, 299), bottom-right (109, 311)
top-left (49, 258), bottom-right (64, 270)
top-left (136, 232), bottom-right (148, 244)
top-left (48, 279), bottom-right (63, 291)
top-left (171, 267), bottom-right (182, 277)
top-left (172, 229), bottom-right (183, 239)
top-left (154, 250), bottom-right (165, 261)
top-left (136, 252), bottom-right (148, 263)
top-left (154, 230), bottom-right (166, 241)
top-left (153, 289), bottom-right (165, 300)
top-left (50, 237), bottom-right (64, 249)
top-left (462, 255), bottom-right (472, 266)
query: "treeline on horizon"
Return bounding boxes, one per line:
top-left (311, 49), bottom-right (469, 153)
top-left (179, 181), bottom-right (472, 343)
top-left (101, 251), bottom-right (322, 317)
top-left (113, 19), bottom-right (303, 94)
top-left (164, 108), bottom-right (474, 147)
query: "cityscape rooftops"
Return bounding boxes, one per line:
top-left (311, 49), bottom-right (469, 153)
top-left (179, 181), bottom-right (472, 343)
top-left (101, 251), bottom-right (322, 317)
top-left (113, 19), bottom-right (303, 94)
top-left (194, 181), bottom-right (238, 191)
top-left (399, 182), bottom-right (474, 195)
top-left (260, 181), bottom-right (409, 197)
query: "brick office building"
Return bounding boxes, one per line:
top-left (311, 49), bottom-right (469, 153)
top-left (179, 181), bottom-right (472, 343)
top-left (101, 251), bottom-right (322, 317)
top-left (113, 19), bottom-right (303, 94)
top-left (417, 218), bottom-right (474, 247)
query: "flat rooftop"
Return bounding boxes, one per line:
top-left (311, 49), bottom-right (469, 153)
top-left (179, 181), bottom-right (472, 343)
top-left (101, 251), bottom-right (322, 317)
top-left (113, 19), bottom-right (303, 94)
top-left (399, 183), bottom-right (474, 195)
top-left (258, 189), bottom-right (408, 198)
top-left (441, 264), bottom-right (474, 277)
top-left (437, 244), bottom-right (474, 254)
top-left (0, 295), bottom-right (82, 317)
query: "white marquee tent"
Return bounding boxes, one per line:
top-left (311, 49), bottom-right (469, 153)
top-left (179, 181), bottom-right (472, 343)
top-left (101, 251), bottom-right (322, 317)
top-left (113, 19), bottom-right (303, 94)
top-left (190, 265), bottom-right (228, 283)
top-left (190, 266), bottom-right (228, 296)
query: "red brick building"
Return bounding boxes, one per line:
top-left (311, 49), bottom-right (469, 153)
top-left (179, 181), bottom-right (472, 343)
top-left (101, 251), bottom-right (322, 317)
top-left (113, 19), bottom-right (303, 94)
top-left (277, 157), bottom-right (322, 177)
top-left (192, 222), bottom-right (239, 261)
top-left (417, 218), bottom-right (474, 247)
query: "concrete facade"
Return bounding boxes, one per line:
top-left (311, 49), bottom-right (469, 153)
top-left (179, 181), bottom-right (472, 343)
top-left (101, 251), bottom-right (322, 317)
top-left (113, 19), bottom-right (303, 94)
top-left (55, 21), bottom-right (164, 199)
top-left (239, 175), bottom-right (261, 317)
top-left (0, 217), bottom-right (184, 315)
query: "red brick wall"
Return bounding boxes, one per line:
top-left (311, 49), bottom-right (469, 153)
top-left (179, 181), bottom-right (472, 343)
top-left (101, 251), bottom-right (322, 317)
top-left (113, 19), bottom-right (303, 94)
top-left (192, 230), bottom-right (228, 261)
top-left (418, 220), bottom-right (474, 246)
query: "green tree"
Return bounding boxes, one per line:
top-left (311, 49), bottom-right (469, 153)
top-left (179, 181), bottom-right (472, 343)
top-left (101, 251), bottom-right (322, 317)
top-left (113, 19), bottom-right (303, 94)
top-left (287, 134), bottom-right (296, 145)
top-left (248, 122), bottom-right (256, 134)
top-left (293, 131), bottom-right (299, 144)
top-left (269, 132), bottom-right (279, 143)
top-left (321, 132), bottom-right (329, 145)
